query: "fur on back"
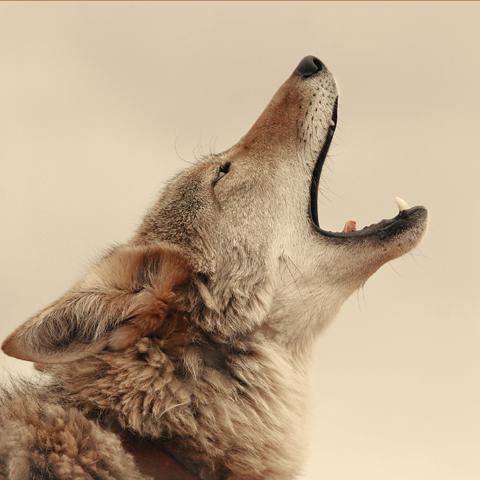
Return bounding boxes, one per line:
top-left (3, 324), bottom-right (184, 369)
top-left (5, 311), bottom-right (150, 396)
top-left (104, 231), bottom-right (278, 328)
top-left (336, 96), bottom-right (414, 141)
top-left (0, 380), bottom-right (144, 480)
top-left (0, 244), bottom-right (306, 480)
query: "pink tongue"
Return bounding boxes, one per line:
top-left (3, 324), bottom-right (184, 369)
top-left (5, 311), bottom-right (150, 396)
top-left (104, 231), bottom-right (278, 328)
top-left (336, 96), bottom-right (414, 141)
top-left (343, 220), bottom-right (357, 233)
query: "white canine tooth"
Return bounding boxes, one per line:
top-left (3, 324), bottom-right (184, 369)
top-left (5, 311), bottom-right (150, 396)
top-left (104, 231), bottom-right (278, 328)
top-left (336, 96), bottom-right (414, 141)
top-left (395, 196), bottom-right (410, 212)
top-left (330, 119), bottom-right (336, 127)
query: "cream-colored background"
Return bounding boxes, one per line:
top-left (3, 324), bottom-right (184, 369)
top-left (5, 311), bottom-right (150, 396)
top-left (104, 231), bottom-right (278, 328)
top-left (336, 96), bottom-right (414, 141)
top-left (1, 2), bottom-right (479, 479)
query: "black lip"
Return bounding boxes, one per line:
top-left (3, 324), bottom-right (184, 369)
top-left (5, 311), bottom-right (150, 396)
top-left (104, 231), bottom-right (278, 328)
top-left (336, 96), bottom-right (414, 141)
top-left (309, 98), bottom-right (427, 240)
top-left (309, 97), bottom-right (337, 229)
top-left (314, 206), bottom-right (428, 240)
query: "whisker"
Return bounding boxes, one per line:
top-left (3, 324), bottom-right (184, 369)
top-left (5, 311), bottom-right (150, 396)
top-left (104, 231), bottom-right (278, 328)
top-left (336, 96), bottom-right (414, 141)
top-left (387, 262), bottom-right (401, 277)
top-left (173, 136), bottom-right (195, 166)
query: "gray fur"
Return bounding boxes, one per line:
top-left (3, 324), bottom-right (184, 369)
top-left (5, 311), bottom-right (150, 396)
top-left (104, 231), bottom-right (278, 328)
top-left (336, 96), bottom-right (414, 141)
top-left (0, 59), bottom-right (427, 479)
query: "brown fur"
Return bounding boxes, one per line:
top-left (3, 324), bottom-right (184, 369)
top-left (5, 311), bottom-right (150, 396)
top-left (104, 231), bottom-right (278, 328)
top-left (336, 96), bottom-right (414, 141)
top-left (1, 243), bottom-right (305, 479)
top-left (2, 245), bottom-right (191, 364)
top-left (0, 382), bottom-right (144, 480)
top-left (0, 57), bottom-right (427, 480)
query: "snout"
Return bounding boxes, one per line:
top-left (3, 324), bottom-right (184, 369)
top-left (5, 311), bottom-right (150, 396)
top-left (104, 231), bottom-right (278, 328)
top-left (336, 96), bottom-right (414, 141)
top-left (239, 55), bottom-right (337, 154)
top-left (295, 55), bottom-right (324, 78)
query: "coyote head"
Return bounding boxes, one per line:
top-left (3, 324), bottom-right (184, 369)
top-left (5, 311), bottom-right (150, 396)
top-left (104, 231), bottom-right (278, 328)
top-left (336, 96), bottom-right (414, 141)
top-left (3, 55), bottom-right (427, 364)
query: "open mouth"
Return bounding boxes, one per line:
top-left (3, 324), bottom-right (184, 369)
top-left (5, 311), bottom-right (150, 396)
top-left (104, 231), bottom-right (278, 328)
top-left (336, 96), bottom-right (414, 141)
top-left (309, 98), bottom-right (427, 240)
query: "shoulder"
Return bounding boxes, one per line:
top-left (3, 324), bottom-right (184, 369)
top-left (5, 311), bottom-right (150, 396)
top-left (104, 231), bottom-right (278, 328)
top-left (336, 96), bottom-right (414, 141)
top-left (0, 380), bottom-right (145, 480)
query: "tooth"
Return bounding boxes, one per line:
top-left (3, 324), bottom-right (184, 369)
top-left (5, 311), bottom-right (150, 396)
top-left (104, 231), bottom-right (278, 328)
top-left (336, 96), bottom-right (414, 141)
top-left (330, 119), bottom-right (336, 127)
top-left (395, 196), bottom-right (410, 211)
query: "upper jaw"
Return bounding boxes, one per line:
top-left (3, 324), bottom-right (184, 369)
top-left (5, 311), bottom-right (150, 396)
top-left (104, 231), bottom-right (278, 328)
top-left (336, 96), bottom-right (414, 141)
top-left (295, 56), bottom-right (428, 244)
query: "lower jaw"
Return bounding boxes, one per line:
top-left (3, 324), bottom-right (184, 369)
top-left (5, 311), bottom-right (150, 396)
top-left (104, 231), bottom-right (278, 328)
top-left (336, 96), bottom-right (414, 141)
top-left (307, 98), bottom-right (427, 242)
top-left (311, 206), bottom-right (428, 241)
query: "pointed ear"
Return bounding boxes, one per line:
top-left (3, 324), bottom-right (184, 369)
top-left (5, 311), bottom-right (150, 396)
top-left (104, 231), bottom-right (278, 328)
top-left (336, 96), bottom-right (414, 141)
top-left (1, 244), bottom-right (191, 363)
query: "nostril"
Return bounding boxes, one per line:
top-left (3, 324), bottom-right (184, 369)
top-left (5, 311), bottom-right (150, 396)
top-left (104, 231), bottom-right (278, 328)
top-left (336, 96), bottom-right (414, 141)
top-left (312, 57), bottom-right (323, 71)
top-left (295, 55), bottom-right (324, 79)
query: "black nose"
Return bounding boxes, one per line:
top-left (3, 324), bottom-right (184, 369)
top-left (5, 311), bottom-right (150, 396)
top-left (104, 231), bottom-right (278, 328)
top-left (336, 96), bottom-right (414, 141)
top-left (295, 55), bottom-right (323, 78)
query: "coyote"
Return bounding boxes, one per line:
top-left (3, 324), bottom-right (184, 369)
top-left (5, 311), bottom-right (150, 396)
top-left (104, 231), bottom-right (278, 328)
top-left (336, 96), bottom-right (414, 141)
top-left (0, 56), bottom-right (427, 480)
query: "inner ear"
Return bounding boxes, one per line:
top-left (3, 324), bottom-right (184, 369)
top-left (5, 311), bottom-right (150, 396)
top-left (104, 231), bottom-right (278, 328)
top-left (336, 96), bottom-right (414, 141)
top-left (1, 244), bottom-right (191, 364)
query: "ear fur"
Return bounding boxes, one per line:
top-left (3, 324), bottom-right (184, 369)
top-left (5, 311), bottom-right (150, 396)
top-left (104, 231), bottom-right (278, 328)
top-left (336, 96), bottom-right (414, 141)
top-left (1, 244), bottom-right (191, 363)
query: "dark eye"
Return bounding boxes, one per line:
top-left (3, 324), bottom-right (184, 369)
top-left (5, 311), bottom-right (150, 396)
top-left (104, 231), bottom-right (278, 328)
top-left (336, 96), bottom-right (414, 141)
top-left (214, 162), bottom-right (231, 184)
